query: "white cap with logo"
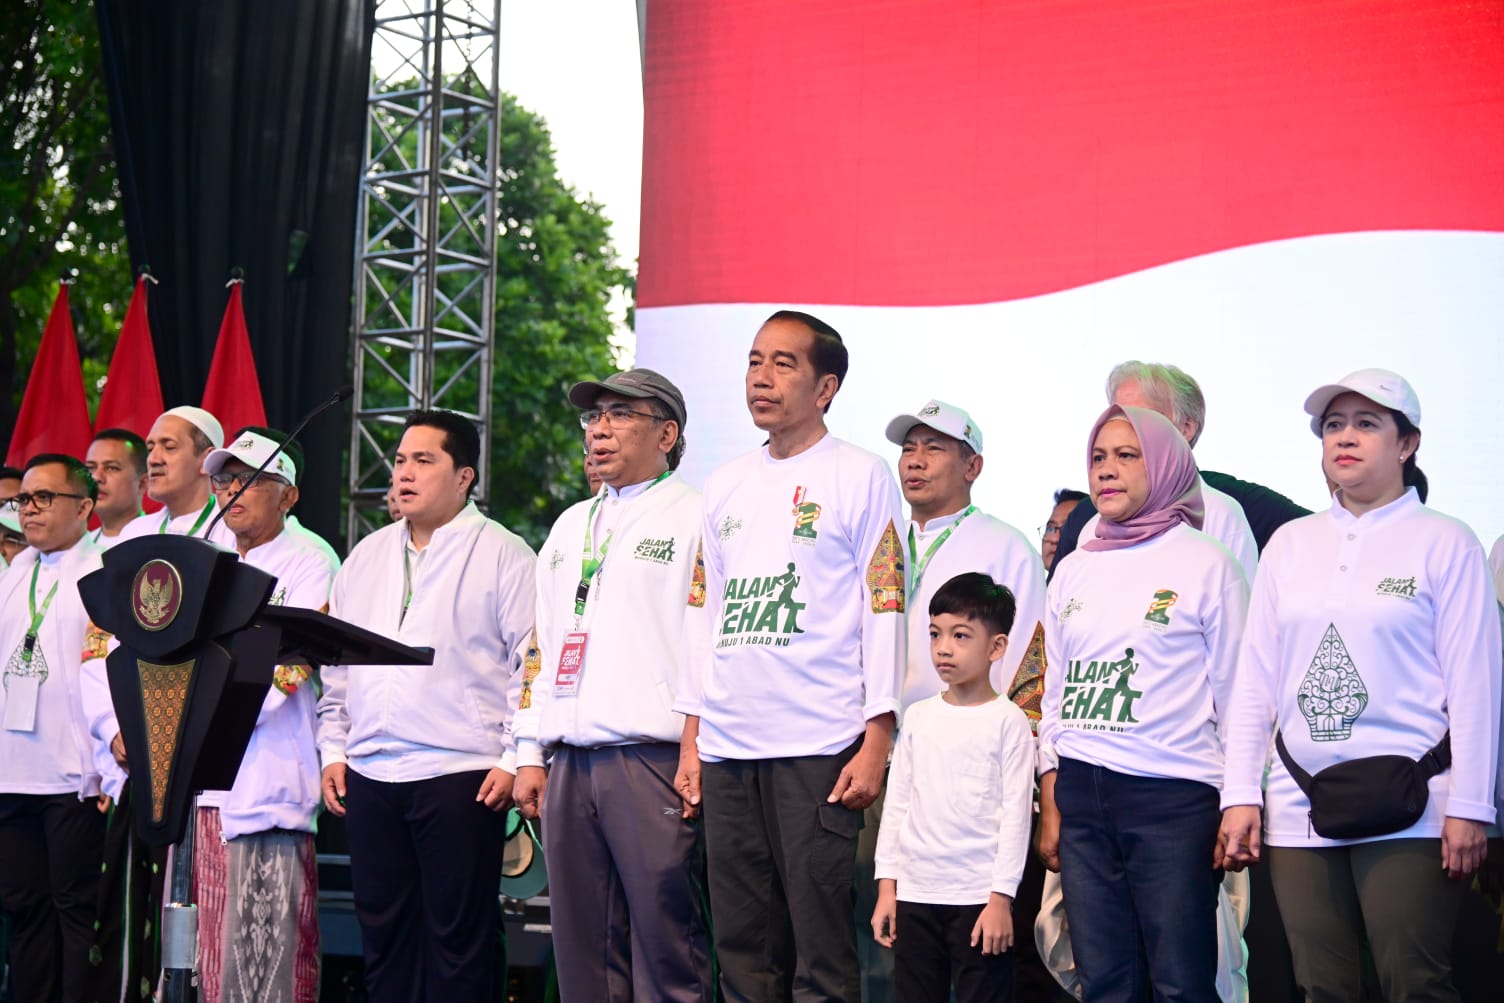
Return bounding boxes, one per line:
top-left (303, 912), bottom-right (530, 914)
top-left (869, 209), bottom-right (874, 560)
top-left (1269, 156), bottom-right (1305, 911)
top-left (1302, 368), bottom-right (1421, 437)
top-left (884, 399), bottom-right (984, 455)
top-left (202, 430), bottom-right (298, 485)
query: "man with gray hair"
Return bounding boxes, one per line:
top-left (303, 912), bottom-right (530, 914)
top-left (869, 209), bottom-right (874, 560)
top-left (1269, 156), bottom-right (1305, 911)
top-left (1050, 361), bottom-right (1307, 578)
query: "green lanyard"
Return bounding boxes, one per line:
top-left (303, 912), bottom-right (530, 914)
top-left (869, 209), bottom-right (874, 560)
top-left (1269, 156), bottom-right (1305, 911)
top-left (907, 505), bottom-right (976, 598)
top-left (23, 561), bottom-right (59, 664)
top-left (159, 498), bottom-right (214, 538)
top-left (401, 545), bottom-right (418, 626)
top-left (575, 470), bottom-right (672, 617)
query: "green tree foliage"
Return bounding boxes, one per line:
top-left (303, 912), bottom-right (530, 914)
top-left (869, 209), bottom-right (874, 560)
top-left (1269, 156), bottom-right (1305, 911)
top-left (357, 85), bottom-right (630, 546)
top-left (0, 0), bottom-right (129, 436)
top-left (490, 92), bottom-right (630, 545)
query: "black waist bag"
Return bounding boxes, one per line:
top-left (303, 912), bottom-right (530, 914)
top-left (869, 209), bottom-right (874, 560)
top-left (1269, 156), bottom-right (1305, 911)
top-left (1274, 730), bottom-right (1451, 841)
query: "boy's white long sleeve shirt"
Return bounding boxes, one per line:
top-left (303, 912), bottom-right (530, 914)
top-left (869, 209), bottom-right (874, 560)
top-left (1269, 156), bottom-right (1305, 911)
top-left (874, 694), bottom-right (1036, 903)
top-left (1222, 490), bottom-right (1502, 845)
top-left (676, 434), bottom-right (906, 760)
top-left (317, 502), bottom-right (536, 781)
top-left (1040, 523), bottom-right (1248, 787)
top-left (514, 473), bottom-right (702, 766)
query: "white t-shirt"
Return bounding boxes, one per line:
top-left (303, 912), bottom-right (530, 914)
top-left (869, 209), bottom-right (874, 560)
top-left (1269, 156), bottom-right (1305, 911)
top-left (901, 509), bottom-right (1046, 712)
top-left (1081, 477), bottom-right (1257, 582)
top-left (678, 434), bottom-right (906, 760)
top-left (1222, 490), bottom-right (1502, 846)
top-left (874, 694), bottom-right (1035, 903)
top-left (1041, 523), bottom-right (1248, 787)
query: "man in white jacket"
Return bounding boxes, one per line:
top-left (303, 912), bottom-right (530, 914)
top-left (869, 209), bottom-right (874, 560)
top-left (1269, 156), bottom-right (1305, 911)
top-left (317, 409), bottom-right (535, 1002)
top-left (0, 453), bottom-right (116, 1002)
top-left (513, 368), bottom-right (713, 1002)
top-left (196, 427), bottom-right (339, 1002)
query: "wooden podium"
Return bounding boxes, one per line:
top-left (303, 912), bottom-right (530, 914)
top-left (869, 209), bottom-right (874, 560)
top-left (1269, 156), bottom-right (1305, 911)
top-left (78, 534), bottom-right (431, 1002)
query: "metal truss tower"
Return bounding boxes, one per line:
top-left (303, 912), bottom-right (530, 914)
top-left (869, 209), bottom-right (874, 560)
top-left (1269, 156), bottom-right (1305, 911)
top-left (346, 0), bottom-right (502, 543)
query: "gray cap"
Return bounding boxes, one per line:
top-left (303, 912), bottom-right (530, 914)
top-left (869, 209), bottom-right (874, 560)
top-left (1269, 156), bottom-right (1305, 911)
top-left (568, 367), bottom-right (687, 428)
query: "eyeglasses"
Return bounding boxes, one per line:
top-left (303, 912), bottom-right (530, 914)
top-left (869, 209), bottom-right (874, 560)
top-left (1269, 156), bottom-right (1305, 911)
top-left (1038, 523), bottom-right (1064, 539)
top-left (209, 470), bottom-right (289, 491)
top-left (13, 491), bottom-right (88, 511)
top-left (578, 405), bottom-right (663, 430)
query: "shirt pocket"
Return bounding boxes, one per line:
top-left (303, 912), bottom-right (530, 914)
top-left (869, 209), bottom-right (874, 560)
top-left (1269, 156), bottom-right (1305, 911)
top-left (958, 759), bottom-right (1001, 814)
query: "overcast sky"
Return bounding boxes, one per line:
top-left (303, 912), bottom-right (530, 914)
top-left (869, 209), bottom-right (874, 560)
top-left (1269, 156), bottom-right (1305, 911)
top-left (499, 0), bottom-right (644, 279)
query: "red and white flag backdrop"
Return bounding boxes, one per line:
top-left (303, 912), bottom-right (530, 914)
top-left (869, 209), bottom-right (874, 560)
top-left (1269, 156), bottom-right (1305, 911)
top-left (635, 0), bottom-right (1504, 545)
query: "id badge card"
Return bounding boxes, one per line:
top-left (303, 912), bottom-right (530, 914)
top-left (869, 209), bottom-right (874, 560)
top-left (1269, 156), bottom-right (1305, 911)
top-left (554, 631), bottom-right (589, 698)
top-left (3, 674), bottom-right (41, 732)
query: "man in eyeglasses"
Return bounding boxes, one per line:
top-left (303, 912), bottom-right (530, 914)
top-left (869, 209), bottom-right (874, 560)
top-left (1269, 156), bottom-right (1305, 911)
top-left (0, 465), bottom-right (24, 567)
top-left (512, 368), bottom-right (713, 1002)
top-left (0, 508), bottom-right (27, 568)
top-left (1040, 488), bottom-right (1087, 572)
top-left (0, 453), bottom-right (118, 1003)
top-left (191, 426), bottom-right (339, 1001)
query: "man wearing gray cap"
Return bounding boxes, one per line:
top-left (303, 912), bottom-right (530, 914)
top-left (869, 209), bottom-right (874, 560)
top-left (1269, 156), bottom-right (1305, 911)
top-left (512, 368), bottom-right (713, 1001)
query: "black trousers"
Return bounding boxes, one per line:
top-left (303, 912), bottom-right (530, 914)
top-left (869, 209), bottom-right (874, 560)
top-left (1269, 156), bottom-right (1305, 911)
top-left (344, 768), bottom-right (508, 1003)
top-left (895, 900), bottom-right (1016, 1003)
top-left (0, 791), bottom-right (106, 1003)
top-left (701, 741), bottom-right (863, 1003)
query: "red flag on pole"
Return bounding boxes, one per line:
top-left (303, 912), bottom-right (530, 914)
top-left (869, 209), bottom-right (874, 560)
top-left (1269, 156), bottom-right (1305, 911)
top-left (6, 282), bottom-right (93, 466)
top-left (201, 279), bottom-right (268, 439)
top-left (94, 274), bottom-right (165, 436)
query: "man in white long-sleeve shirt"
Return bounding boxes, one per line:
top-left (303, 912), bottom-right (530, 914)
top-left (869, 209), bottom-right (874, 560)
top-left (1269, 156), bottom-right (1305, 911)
top-left (317, 409), bottom-right (535, 1003)
top-left (0, 454), bottom-right (116, 1003)
top-left (513, 368), bottom-right (712, 1002)
top-left (197, 427), bottom-right (338, 1002)
top-left (675, 310), bottom-right (906, 1001)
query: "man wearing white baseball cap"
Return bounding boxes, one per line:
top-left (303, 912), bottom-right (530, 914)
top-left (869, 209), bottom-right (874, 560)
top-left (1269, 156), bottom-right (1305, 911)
top-left (188, 425), bottom-right (339, 1000)
top-left (116, 405), bottom-right (235, 547)
top-left (857, 399), bottom-right (1047, 1001)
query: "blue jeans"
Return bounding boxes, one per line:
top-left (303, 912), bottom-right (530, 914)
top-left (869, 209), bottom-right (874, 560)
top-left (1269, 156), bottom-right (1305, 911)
top-left (1054, 758), bottom-right (1221, 1003)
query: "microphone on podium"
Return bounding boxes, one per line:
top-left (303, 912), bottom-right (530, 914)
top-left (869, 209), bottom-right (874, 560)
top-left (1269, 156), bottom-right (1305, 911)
top-left (203, 384), bottom-right (354, 542)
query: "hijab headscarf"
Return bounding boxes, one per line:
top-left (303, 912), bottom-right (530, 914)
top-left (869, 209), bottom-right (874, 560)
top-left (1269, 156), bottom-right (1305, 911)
top-left (1083, 405), bottom-right (1204, 552)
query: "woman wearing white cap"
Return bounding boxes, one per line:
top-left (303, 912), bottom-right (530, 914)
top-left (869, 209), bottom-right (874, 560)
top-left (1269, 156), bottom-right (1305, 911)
top-left (1219, 368), bottom-right (1502, 1001)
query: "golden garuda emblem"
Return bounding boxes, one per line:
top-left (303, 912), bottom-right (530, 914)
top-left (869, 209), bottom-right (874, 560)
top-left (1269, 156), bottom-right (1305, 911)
top-left (132, 560), bottom-right (184, 631)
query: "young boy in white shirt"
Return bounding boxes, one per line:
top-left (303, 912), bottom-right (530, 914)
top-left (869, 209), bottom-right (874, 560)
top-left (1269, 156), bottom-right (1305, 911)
top-left (872, 572), bottom-right (1036, 1002)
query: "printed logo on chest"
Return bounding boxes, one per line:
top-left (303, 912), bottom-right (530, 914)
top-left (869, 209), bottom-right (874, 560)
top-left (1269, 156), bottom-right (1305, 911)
top-left (1374, 576), bottom-right (1418, 600)
top-left (1142, 589), bottom-right (1177, 631)
top-left (634, 536), bottom-right (677, 565)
